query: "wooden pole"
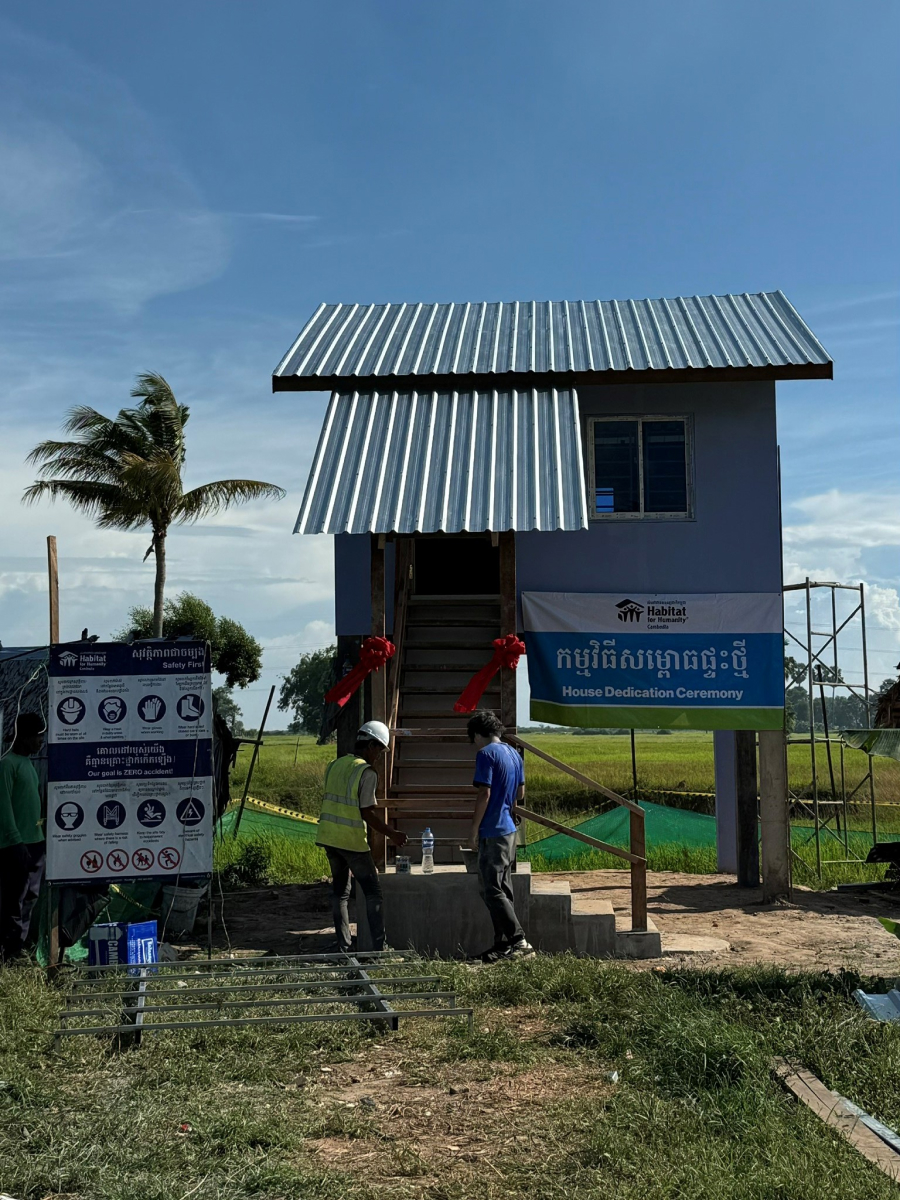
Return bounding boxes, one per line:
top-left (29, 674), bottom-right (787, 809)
top-left (369, 536), bottom-right (387, 870)
top-left (759, 729), bottom-right (791, 901)
top-left (232, 686), bottom-right (275, 838)
top-left (499, 532), bottom-right (517, 731)
top-left (47, 535), bottom-right (59, 644)
top-left (629, 809), bottom-right (648, 931)
top-left (735, 729), bottom-right (760, 887)
top-left (46, 536), bottom-right (61, 976)
top-left (630, 729), bottom-right (638, 796)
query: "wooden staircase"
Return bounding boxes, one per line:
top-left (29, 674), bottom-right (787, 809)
top-left (387, 594), bottom-right (502, 858)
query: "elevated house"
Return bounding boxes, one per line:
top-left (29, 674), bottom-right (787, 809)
top-left (274, 293), bottom-right (832, 894)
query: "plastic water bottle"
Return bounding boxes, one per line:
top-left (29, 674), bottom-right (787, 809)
top-left (422, 827), bottom-right (435, 874)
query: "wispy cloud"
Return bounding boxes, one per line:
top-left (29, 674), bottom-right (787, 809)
top-left (0, 22), bottom-right (229, 314)
top-left (227, 212), bottom-right (319, 225)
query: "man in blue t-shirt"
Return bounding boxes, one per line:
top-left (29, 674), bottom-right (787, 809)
top-left (467, 710), bottom-right (534, 963)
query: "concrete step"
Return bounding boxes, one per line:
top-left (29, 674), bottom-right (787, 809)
top-left (570, 895), bottom-right (617, 957)
top-left (527, 878), bottom-right (576, 953)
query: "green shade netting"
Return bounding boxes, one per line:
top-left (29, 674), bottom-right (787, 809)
top-left (525, 799), bottom-right (900, 862)
top-left (525, 801), bottom-right (714, 861)
top-left (218, 803), bottom-right (319, 842)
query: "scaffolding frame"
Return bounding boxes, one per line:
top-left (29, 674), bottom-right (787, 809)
top-left (784, 580), bottom-right (877, 879)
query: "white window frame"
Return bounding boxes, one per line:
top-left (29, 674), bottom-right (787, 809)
top-left (587, 414), bottom-right (694, 521)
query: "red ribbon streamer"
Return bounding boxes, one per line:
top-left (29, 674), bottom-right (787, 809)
top-left (324, 636), bottom-right (395, 709)
top-left (453, 634), bottom-right (526, 714)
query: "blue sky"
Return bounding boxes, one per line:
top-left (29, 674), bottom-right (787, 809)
top-left (0, 2), bottom-right (897, 725)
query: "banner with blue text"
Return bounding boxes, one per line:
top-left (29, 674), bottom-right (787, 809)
top-left (523, 592), bottom-right (784, 731)
top-left (47, 641), bottom-right (213, 883)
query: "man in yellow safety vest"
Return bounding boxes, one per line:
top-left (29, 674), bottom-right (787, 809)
top-left (316, 720), bottom-right (407, 951)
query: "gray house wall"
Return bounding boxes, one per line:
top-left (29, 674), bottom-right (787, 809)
top-left (332, 380), bottom-right (780, 634)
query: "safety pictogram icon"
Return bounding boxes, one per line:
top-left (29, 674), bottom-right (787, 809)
top-left (158, 846), bottom-right (181, 870)
top-left (106, 848), bottom-right (129, 873)
top-left (176, 796), bottom-right (206, 826)
top-left (132, 848), bottom-right (155, 872)
top-left (81, 849), bottom-right (103, 874)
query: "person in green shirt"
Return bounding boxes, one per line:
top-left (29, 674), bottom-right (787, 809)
top-left (0, 713), bottom-right (46, 963)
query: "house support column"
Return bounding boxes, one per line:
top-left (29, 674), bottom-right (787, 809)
top-left (759, 729), bottom-right (791, 901)
top-left (369, 535), bottom-right (387, 870)
top-left (499, 532), bottom-right (517, 732)
top-left (735, 730), bottom-right (760, 888)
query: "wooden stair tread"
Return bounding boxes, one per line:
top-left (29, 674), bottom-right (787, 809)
top-left (392, 785), bottom-right (476, 795)
top-left (408, 594), bottom-right (500, 603)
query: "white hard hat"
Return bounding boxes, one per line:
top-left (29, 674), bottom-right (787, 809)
top-left (357, 720), bottom-right (390, 747)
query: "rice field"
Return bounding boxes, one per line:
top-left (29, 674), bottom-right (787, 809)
top-left (222, 730), bottom-right (900, 890)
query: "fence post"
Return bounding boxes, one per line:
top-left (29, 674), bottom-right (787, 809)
top-left (630, 809), bottom-right (647, 931)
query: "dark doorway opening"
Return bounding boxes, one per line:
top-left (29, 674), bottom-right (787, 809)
top-left (413, 536), bottom-right (500, 596)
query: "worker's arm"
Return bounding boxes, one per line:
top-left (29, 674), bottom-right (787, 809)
top-left (510, 781), bottom-right (525, 825)
top-left (468, 785), bottom-right (490, 851)
top-left (362, 805), bottom-right (407, 846)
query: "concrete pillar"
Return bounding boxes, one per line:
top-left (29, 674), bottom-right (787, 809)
top-left (713, 731), bottom-right (737, 872)
top-left (759, 729), bottom-right (791, 901)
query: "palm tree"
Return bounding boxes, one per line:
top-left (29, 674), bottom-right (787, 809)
top-left (24, 373), bottom-right (285, 637)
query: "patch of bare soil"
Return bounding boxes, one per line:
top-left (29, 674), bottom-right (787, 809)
top-left (199, 872), bottom-right (900, 975)
top-left (304, 1040), bottom-right (607, 1189)
top-left (555, 870), bottom-right (900, 973)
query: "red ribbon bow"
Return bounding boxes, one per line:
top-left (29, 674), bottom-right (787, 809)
top-left (324, 636), bottom-right (396, 709)
top-left (453, 634), bottom-right (526, 714)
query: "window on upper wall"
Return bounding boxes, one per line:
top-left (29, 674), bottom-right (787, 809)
top-left (589, 416), bottom-right (692, 518)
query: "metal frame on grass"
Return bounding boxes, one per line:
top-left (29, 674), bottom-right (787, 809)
top-left (54, 951), bottom-right (473, 1045)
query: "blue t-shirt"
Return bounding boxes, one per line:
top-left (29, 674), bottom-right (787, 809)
top-left (473, 742), bottom-right (523, 838)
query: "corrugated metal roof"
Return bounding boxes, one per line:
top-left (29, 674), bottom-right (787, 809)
top-left (296, 389), bottom-right (588, 535)
top-left (274, 291), bottom-right (831, 389)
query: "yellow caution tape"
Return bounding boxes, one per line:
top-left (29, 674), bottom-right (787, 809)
top-left (225, 796), bottom-right (318, 825)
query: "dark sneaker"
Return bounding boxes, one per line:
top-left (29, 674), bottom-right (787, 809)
top-left (504, 939), bottom-right (535, 960)
top-left (476, 944), bottom-right (509, 964)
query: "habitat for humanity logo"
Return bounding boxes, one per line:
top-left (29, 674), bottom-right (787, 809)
top-left (616, 599), bottom-right (645, 623)
top-left (58, 651), bottom-right (78, 669)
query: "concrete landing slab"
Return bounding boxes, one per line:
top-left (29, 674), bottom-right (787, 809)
top-left (662, 935), bottom-right (730, 955)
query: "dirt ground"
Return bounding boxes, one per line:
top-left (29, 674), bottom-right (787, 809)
top-left (204, 871), bottom-right (900, 975)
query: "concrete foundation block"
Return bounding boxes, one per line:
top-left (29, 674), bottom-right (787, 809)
top-left (356, 863), bottom-right (532, 959)
top-left (354, 863), bottom-right (656, 960)
top-left (614, 917), bottom-right (662, 959)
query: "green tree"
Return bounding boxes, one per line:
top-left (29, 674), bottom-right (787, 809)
top-left (213, 686), bottom-right (244, 735)
top-left (23, 373), bottom-right (284, 636)
top-left (119, 592), bottom-right (263, 689)
top-left (278, 646), bottom-right (336, 736)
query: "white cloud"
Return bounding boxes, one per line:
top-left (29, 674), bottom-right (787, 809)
top-left (0, 23), bottom-right (229, 314)
top-left (782, 489), bottom-right (900, 582)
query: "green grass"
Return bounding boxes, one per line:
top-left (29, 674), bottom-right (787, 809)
top-left (214, 831), bottom-right (329, 886)
top-left (4, 959), bottom-right (900, 1198)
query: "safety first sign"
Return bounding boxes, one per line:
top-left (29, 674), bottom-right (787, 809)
top-left (47, 641), bottom-right (213, 883)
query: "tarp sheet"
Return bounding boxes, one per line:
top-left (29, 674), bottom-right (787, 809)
top-left (841, 729), bottom-right (900, 762)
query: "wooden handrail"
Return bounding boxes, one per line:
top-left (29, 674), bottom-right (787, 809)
top-left (387, 539), bottom-right (413, 790)
top-left (505, 734), bottom-right (643, 815)
top-left (516, 806), bottom-right (644, 865)
top-left (507, 733), bottom-right (648, 933)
